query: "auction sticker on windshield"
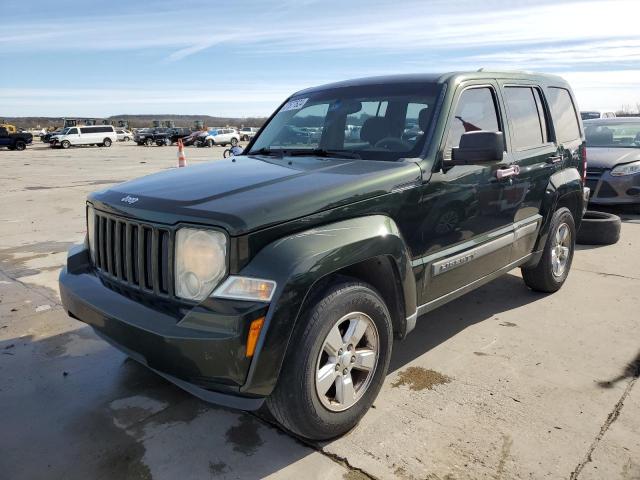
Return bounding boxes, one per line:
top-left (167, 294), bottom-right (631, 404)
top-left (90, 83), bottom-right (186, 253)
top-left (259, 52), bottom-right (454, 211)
top-left (281, 98), bottom-right (308, 112)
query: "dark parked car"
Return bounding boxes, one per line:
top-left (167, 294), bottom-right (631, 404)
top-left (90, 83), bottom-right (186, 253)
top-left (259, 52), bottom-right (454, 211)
top-left (60, 71), bottom-right (588, 440)
top-left (583, 117), bottom-right (640, 213)
top-left (134, 128), bottom-right (191, 146)
top-left (41, 129), bottom-right (63, 143)
top-left (0, 127), bottom-right (33, 150)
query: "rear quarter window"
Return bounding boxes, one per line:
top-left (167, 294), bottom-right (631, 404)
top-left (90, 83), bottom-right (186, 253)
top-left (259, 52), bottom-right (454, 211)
top-left (546, 87), bottom-right (581, 143)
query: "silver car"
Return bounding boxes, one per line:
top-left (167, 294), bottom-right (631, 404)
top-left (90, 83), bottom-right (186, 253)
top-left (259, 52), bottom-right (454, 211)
top-left (584, 117), bottom-right (640, 213)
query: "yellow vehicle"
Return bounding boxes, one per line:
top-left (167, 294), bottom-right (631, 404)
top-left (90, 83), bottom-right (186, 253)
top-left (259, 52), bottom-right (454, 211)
top-left (0, 123), bottom-right (17, 134)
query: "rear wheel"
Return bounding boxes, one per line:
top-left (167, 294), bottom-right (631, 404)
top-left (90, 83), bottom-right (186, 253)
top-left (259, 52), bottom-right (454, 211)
top-left (267, 280), bottom-right (392, 440)
top-left (522, 207), bottom-right (575, 292)
top-left (14, 141), bottom-right (26, 151)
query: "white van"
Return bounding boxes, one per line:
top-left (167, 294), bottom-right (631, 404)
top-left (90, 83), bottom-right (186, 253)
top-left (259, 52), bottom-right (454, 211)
top-left (50, 125), bottom-right (117, 149)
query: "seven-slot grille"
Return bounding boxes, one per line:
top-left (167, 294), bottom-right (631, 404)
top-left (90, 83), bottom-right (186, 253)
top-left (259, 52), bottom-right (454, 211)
top-left (92, 210), bottom-right (174, 296)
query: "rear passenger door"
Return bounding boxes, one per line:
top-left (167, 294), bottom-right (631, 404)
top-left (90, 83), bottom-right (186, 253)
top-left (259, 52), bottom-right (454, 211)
top-left (499, 83), bottom-right (558, 261)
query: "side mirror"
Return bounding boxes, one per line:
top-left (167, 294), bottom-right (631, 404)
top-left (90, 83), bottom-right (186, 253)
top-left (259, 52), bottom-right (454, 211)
top-left (451, 131), bottom-right (504, 164)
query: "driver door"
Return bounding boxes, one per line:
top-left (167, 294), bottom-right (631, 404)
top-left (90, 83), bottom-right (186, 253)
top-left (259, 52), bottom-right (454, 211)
top-left (417, 82), bottom-right (517, 304)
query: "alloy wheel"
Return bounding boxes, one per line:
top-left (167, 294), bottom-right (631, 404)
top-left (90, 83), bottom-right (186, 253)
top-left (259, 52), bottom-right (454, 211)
top-left (551, 222), bottom-right (571, 277)
top-left (315, 312), bottom-right (379, 412)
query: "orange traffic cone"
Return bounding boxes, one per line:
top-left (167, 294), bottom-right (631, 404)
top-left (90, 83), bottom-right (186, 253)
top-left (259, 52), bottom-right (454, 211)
top-left (177, 138), bottom-right (187, 168)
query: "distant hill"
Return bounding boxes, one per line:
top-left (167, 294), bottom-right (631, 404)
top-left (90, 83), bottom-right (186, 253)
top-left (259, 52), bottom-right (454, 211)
top-left (0, 114), bottom-right (267, 130)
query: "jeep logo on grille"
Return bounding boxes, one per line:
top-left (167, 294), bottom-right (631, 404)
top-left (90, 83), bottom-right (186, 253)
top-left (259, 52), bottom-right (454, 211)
top-left (120, 195), bottom-right (139, 204)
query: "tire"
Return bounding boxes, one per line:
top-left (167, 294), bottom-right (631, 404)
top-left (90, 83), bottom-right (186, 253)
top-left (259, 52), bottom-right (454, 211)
top-left (267, 280), bottom-right (393, 440)
top-left (156, 140), bottom-right (165, 146)
top-left (206, 138), bottom-right (214, 148)
top-left (103, 138), bottom-right (112, 147)
top-left (230, 137), bottom-right (239, 147)
top-left (124, 136), bottom-right (130, 142)
top-left (522, 207), bottom-right (575, 293)
top-left (242, 135), bottom-right (249, 141)
top-left (61, 140), bottom-right (71, 149)
top-left (145, 138), bottom-right (153, 146)
top-left (576, 210), bottom-right (621, 245)
top-left (14, 141), bottom-right (26, 151)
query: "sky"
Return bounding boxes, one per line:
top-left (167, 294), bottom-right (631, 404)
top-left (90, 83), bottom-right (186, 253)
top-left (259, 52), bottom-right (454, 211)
top-left (1, 0), bottom-right (640, 117)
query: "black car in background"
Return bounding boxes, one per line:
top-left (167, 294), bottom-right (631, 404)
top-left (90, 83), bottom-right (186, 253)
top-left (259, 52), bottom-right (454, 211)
top-left (135, 127), bottom-right (193, 146)
top-left (0, 127), bottom-right (33, 150)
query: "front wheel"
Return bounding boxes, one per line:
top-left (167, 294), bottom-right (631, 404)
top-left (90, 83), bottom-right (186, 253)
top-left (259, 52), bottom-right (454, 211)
top-left (14, 141), bottom-right (26, 151)
top-left (206, 138), bottom-right (214, 148)
top-left (61, 140), bottom-right (71, 149)
top-left (267, 280), bottom-right (392, 440)
top-left (103, 138), bottom-right (112, 147)
top-left (522, 207), bottom-right (575, 293)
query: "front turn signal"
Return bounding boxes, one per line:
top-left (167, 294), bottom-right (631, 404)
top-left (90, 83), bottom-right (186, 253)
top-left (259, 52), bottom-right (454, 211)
top-left (246, 317), bottom-right (265, 357)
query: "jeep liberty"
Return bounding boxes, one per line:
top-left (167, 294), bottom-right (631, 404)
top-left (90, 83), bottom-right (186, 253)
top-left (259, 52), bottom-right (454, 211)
top-left (60, 71), bottom-right (589, 440)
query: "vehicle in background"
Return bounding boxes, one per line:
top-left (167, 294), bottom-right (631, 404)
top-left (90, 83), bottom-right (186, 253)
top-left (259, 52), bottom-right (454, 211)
top-left (584, 117), bottom-right (640, 213)
top-left (182, 130), bottom-right (205, 147)
top-left (0, 126), bottom-right (33, 150)
top-left (581, 111), bottom-right (616, 120)
top-left (135, 127), bottom-right (192, 146)
top-left (239, 127), bottom-right (260, 141)
top-left (50, 125), bottom-right (117, 149)
top-left (60, 71), bottom-right (588, 441)
top-left (196, 128), bottom-right (240, 147)
top-left (0, 123), bottom-right (17, 134)
top-left (116, 129), bottom-right (133, 142)
top-left (41, 130), bottom-right (64, 143)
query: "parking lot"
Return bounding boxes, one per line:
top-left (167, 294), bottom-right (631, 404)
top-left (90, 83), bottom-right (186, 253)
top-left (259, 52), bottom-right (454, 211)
top-left (0, 142), bottom-right (638, 479)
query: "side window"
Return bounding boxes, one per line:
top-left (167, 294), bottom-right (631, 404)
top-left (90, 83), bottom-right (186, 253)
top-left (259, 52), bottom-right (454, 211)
top-left (503, 86), bottom-right (546, 150)
top-left (546, 87), bottom-right (580, 143)
top-left (444, 87), bottom-right (500, 160)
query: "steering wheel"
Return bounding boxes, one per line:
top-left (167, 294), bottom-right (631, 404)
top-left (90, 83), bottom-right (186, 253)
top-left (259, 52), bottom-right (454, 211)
top-left (374, 137), bottom-right (411, 150)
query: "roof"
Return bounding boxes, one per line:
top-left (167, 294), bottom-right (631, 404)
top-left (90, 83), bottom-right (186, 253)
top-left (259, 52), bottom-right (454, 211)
top-left (293, 70), bottom-right (570, 96)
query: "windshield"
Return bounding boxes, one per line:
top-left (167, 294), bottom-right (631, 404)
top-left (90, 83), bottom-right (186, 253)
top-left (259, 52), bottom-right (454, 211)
top-left (250, 82), bottom-right (442, 161)
top-left (59, 128), bottom-right (70, 135)
top-left (585, 122), bottom-right (640, 148)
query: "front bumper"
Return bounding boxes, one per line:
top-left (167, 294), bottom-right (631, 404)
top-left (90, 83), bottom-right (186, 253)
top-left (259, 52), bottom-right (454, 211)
top-left (585, 169), bottom-right (640, 205)
top-left (59, 245), bottom-right (267, 410)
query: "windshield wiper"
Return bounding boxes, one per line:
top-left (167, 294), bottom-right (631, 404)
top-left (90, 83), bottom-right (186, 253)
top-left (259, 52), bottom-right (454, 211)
top-left (287, 149), bottom-right (361, 159)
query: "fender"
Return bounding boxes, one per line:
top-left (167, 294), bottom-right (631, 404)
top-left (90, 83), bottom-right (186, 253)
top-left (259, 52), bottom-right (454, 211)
top-left (237, 215), bottom-right (417, 396)
top-left (526, 167), bottom-right (584, 267)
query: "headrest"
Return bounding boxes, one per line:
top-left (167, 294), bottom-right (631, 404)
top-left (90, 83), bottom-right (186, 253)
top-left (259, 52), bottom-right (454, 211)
top-left (360, 117), bottom-right (389, 145)
top-left (418, 108), bottom-right (430, 131)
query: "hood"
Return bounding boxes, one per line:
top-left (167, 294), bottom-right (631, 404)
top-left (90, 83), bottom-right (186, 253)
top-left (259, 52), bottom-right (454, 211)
top-left (587, 147), bottom-right (640, 169)
top-left (89, 155), bottom-right (422, 235)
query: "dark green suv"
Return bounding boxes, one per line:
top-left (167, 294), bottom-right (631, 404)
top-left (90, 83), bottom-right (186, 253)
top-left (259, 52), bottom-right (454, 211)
top-left (60, 71), bottom-right (588, 440)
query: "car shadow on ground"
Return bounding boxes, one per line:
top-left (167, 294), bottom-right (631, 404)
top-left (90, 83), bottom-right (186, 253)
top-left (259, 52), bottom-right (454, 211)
top-left (389, 272), bottom-right (544, 373)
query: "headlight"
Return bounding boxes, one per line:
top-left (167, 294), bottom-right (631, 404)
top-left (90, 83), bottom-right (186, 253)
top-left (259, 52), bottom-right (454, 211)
top-left (175, 228), bottom-right (227, 301)
top-left (611, 161), bottom-right (640, 176)
top-left (87, 205), bottom-right (96, 263)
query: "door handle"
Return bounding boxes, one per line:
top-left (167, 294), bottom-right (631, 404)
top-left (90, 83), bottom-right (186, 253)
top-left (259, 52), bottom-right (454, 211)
top-left (496, 164), bottom-right (520, 180)
top-left (547, 155), bottom-right (563, 164)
